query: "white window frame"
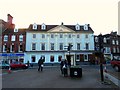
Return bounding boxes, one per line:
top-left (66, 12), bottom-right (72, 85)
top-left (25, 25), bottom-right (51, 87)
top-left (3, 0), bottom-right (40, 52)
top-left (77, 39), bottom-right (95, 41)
top-left (51, 34), bottom-right (54, 38)
top-left (19, 35), bottom-right (23, 41)
top-left (41, 23), bottom-right (46, 30)
top-left (41, 43), bottom-right (45, 50)
top-left (32, 43), bottom-right (36, 50)
top-left (77, 34), bottom-right (80, 38)
top-left (59, 43), bottom-right (63, 50)
top-left (76, 54), bottom-right (80, 61)
top-left (33, 23), bottom-right (37, 30)
top-left (11, 35), bottom-right (16, 41)
top-left (84, 54), bottom-right (88, 61)
top-left (4, 35), bottom-right (8, 41)
top-left (60, 34), bottom-right (63, 38)
top-left (113, 47), bottom-right (116, 53)
top-left (19, 43), bottom-right (23, 52)
top-left (112, 40), bottom-right (115, 45)
top-left (116, 40), bottom-right (119, 45)
top-left (75, 24), bottom-right (80, 30)
top-left (103, 38), bottom-right (107, 43)
top-left (50, 43), bottom-right (54, 50)
top-left (77, 43), bottom-right (80, 50)
top-left (95, 37), bottom-right (98, 42)
top-left (33, 34), bottom-right (36, 38)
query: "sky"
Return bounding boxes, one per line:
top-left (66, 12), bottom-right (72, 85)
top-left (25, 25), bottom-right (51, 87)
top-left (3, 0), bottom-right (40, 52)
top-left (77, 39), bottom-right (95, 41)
top-left (0, 0), bottom-right (119, 35)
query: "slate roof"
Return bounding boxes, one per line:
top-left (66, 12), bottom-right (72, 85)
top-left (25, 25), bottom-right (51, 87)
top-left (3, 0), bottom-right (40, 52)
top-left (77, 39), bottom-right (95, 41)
top-left (27, 24), bottom-right (94, 33)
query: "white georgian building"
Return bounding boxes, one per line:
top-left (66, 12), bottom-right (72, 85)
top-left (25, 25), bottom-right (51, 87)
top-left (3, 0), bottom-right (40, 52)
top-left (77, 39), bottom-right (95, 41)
top-left (25, 23), bottom-right (95, 65)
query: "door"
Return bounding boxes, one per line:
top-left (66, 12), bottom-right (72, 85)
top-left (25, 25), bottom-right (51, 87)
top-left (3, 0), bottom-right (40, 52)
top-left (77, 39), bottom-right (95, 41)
top-left (66, 55), bottom-right (75, 66)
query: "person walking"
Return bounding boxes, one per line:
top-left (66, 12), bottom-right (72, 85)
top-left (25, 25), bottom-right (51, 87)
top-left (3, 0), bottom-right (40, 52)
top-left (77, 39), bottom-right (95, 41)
top-left (38, 57), bottom-right (44, 71)
top-left (60, 59), bottom-right (68, 76)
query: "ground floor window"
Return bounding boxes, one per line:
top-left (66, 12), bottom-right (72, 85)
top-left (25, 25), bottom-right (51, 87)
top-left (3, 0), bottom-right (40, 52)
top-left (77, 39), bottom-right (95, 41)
top-left (58, 56), bottom-right (62, 62)
top-left (50, 55), bottom-right (54, 62)
top-left (31, 56), bottom-right (36, 62)
top-left (41, 55), bottom-right (45, 62)
top-left (84, 54), bottom-right (88, 61)
top-left (76, 54), bottom-right (80, 61)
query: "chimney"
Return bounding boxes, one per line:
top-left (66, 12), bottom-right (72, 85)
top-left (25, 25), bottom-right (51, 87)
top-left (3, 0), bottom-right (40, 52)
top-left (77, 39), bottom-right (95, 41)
top-left (7, 14), bottom-right (13, 24)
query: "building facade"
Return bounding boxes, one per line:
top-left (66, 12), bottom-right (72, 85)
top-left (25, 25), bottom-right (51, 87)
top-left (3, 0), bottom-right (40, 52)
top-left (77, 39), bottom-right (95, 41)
top-left (94, 32), bottom-right (120, 61)
top-left (25, 23), bottom-right (95, 65)
top-left (0, 14), bottom-right (15, 62)
top-left (1, 28), bottom-right (26, 63)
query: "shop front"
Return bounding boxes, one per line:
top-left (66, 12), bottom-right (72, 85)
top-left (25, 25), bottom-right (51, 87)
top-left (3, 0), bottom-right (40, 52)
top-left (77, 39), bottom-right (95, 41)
top-left (0, 53), bottom-right (24, 63)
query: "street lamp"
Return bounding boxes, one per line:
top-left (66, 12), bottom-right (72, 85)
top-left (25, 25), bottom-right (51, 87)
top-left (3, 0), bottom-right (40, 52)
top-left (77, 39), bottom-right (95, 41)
top-left (64, 44), bottom-right (73, 67)
top-left (67, 44), bottom-right (73, 67)
top-left (98, 34), bottom-right (104, 82)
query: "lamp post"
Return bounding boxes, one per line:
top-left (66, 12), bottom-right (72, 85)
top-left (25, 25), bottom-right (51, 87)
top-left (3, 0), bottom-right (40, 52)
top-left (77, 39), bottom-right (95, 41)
top-left (98, 34), bottom-right (104, 82)
top-left (67, 44), bottom-right (73, 67)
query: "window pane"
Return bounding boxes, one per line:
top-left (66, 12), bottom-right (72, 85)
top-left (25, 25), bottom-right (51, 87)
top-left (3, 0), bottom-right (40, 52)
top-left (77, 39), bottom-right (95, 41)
top-left (60, 34), bottom-right (63, 38)
top-left (42, 34), bottom-right (45, 38)
top-left (11, 44), bottom-right (14, 52)
top-left (77, 43), bottom-right (80, 50)
top-left (59, 43), bottom-right (63, 50)
top-left (69, 34), bottom-right (71, 38)
top-left (41, 43), bottom-right (45, 50)
top-left (33, 34), bottom-right (36, 38)
top-left (4, 35), bottom-right (8, 41)
top-left (58, 56), bottom-right (62, 62)
top-left (32, 43), bottom-right (36, 50)
top-left (76, 55), bottom-right (80, 60)
top-left (85, 35), bottom-right (88, 38)
top-left (50, 56), bottom-right (54, 62)
top-left (11, 35), bottom-right (15, 41)
top-left (51, 43), bottom-right (54, 50)
top-left (51, 34), bottom-right (54, 38)
top-left (19, 35), bottom-right (23, 41)
top-left (20, 44), bottom-right (23, 51)
top-left (77, 34), bottom-right (79, 38)
top-left (31, 56), bottom-right (36, 62)
top-left (86, 43), bottom-right (89, 50)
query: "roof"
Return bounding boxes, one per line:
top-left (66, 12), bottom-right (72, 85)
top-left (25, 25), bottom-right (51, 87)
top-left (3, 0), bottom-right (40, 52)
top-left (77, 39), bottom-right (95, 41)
top-left (27, 24), bottom-right (94, 33)
top-left (2, 28), bottom-right (27, 35)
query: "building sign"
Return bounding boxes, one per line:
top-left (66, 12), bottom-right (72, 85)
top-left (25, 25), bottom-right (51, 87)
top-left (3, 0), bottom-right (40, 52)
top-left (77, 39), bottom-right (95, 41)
top-left (0, 53), bottom-right (24, 56)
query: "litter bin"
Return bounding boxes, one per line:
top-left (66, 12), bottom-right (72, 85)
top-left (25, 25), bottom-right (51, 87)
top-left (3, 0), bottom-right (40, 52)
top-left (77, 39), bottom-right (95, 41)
top-left (70, 66), bottom-right (82, 77)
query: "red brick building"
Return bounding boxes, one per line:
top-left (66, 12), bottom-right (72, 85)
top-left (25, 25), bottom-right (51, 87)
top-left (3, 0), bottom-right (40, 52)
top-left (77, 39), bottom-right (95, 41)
top-left (2, 28), bottom-right (27, 63)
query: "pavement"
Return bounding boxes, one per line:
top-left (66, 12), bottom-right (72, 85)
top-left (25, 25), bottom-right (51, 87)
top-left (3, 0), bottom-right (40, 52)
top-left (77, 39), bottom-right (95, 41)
top-left (1, 65), bottom-right (120, 89)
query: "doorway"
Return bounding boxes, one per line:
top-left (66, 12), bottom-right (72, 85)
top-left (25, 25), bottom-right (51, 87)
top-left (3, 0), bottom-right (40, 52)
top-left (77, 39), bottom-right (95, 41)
top-left (66, 55), bottom-right (75, 66)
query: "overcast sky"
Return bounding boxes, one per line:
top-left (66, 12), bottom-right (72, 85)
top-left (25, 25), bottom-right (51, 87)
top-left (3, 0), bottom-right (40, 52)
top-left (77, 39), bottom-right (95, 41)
top-left (0, 0), bottom-right (119, 35)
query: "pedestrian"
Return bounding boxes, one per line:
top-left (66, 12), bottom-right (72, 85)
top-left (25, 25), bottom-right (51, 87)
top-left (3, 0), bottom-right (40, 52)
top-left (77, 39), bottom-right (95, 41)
top-left (38, 57), bottom-right (44, 71)
top-left (60, 59), bottom-right (68, 76)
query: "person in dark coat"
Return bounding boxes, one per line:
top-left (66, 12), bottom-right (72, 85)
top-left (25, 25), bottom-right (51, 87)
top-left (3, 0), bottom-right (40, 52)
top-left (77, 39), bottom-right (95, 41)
top-left (60, 59), bottom-right (68, 76)
top-left (38, 57), bottom-right (44, 71)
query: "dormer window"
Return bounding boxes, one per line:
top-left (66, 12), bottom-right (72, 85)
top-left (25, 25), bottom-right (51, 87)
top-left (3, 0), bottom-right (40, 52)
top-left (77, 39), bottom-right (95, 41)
top-left (41, 23), bottom-right (46, 30)
top-left (75, 24), bottom-right (80, 30)
top-left (84, 24), bottom-right (88, 30)
top-left (14, 28), bottom-right (18, 32)
top-left (33, 23), bottom-right (37, 30)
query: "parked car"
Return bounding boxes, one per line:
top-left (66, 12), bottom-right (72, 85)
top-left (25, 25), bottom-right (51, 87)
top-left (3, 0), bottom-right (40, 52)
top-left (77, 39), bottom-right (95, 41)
top-left (10, 62), bottom-right (28, 70)
top-left (0, 61), bottom-right (9, 69)
top-left (110, 57), bottom-right (120, 72)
